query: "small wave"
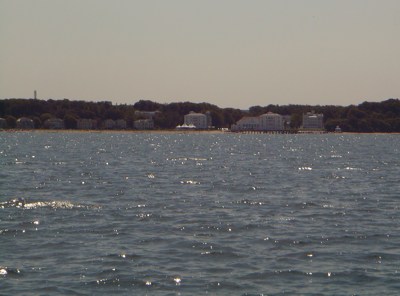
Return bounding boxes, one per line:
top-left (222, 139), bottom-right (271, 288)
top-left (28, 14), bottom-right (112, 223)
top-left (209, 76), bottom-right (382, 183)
top-left (188, 157), bottom-right (207, 161)
top-left (200, 250), bottom-right (240, 258)
top-left (298, 167), bottom-right (312, 171)
top-left (0, 266), bottom-right (21, 277)
top-left (292, 201), bottom-right (319, 209)
top-left (232, 199), bottom-right (265, 206)
top-left (344, 166), bottom-right (362, 171)
top-left (147, 173), bottom-right (155, 179)
top-left (199, 248), bottom-right (243, 259)
top-left (180, 180), bottom-right (200, 185)
top-left (168, 157), bottom-right (208, 162)
top-left (105, 253), bottom-right (141, 260)
top-left (241, 269), bottom-right (336, 281)
top-left (136, 213), bottom-right (154, 220)
top-left (86, 275), bottom-right (195, 290)
top-left (0, 198), bottom-right (100, 210)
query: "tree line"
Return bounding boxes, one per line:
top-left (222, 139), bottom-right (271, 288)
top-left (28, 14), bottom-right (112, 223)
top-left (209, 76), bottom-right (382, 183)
top-left (0, 98), bottom-right (399, 132)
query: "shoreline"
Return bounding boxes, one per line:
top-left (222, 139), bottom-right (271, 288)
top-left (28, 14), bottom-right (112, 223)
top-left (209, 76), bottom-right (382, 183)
top-left (0, 128), bottom-right (226, 134)
top-left (1, 129), bottom-right (399, 135)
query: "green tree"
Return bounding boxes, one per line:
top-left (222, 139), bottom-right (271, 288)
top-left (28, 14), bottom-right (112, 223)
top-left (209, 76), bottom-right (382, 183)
top-left (290, 113), bottom-right (302, 128)
top-left (64, 114), bottom-right (77, 129)
top-left (40, 113), bottom-right (54, 123)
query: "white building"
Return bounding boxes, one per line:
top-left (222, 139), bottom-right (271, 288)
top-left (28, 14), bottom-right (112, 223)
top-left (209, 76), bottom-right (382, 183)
top-left (302, 111), bottom-right (324, 130)
top-left (77, 119), bottom-right (97, 130)
top-left (231, 112), bottom-right (284, 131)
top-left (44, 118), bottom-right (64, 129)
top-left (134, 119), bottom-right (154, 130)
top-left (232, 116), bottom-right (260, 131)
top-left (0, 118), bottom-right (7, 128)
top-left (103, 119), bottom-right (116, 129)
top-left (16, 117), bottom-right (34, 129)
top-left (184, 111), bottom-right (212, 129)
top-left (259, 112), bottom-right (284, 131)
top-left (115, 119), bottom-right (127, 129)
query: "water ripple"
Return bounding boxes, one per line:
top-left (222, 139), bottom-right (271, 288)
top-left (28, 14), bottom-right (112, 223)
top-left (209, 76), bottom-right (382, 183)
top-left (1, 132), bottom-right (400, 295)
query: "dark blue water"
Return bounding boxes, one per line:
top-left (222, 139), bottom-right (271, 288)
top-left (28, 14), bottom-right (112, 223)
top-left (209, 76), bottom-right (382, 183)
top-left (1, 131), bottom-right (400, 295)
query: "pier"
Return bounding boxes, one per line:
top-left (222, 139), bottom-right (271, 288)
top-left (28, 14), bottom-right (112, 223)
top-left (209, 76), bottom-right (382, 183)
top-left (231, 129), bottom-right (299, 134)
top-left (231, 129), bottom-right (327, 134)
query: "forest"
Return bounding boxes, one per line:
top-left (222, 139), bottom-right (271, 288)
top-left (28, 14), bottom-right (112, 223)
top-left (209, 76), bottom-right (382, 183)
top-left (0, 98), bottom-right (400, 132)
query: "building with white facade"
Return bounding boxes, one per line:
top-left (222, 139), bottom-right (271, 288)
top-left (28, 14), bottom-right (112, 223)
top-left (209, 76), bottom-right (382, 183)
top-left (183, 111), bottom-right (212, 129)
top-left (302, 111), bottom-right (324, 130)
top-left (77, 119), bottom-right (97, 130)
top-left (44, 118), bottom-right (64, 129)
top-left (103, 119), bottom-right (116, 129)
top-left (231, 116), bottom-right (260, 131)
top-left (0, 118), bottom-right (7, 129)
top-left (259, 112), bottom-right (284, 131)
top-left (115, 119), bottom-right (127, 129)
top-left (231, 112), bottom-right (284, 131)
top-left (134, 119), bottom-right (154, 130)
top-left (16, 117), bottom-right (34, 129)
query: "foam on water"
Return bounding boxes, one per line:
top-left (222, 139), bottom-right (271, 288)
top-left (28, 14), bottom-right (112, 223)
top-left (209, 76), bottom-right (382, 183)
top-left (0, 198), bottom-right (99, 210)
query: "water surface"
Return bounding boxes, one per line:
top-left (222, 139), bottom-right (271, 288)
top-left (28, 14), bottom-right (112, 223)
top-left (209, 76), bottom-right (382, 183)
top-left (1, 132), bottom-right (399, 295)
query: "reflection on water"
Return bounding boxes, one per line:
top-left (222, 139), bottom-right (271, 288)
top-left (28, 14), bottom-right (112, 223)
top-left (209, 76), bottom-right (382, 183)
top-left (0, 132), bottom-right (399, 295)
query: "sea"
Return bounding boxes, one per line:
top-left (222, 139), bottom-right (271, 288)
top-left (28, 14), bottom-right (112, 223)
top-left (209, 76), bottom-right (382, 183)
top-left (1, 131), bottom-right (399, 295)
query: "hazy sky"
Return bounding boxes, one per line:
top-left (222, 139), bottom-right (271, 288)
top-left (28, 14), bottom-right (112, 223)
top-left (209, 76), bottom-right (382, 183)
top-left (1, 0), bottom-right (399, 109)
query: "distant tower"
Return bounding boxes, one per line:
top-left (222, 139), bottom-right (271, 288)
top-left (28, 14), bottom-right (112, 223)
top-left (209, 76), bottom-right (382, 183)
top-left (34, 90), bottom-right (37, 100)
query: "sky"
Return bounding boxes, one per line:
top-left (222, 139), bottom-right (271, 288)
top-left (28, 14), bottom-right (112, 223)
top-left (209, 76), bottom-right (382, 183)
top-left (1, 0), bottom-right (399, 109)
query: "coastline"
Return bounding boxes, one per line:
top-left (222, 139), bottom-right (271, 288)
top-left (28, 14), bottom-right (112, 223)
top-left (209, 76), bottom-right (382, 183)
top-left (1, 129), bottom-right (399, 135)
top-left (0, 128), bottom-right (227, 134)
